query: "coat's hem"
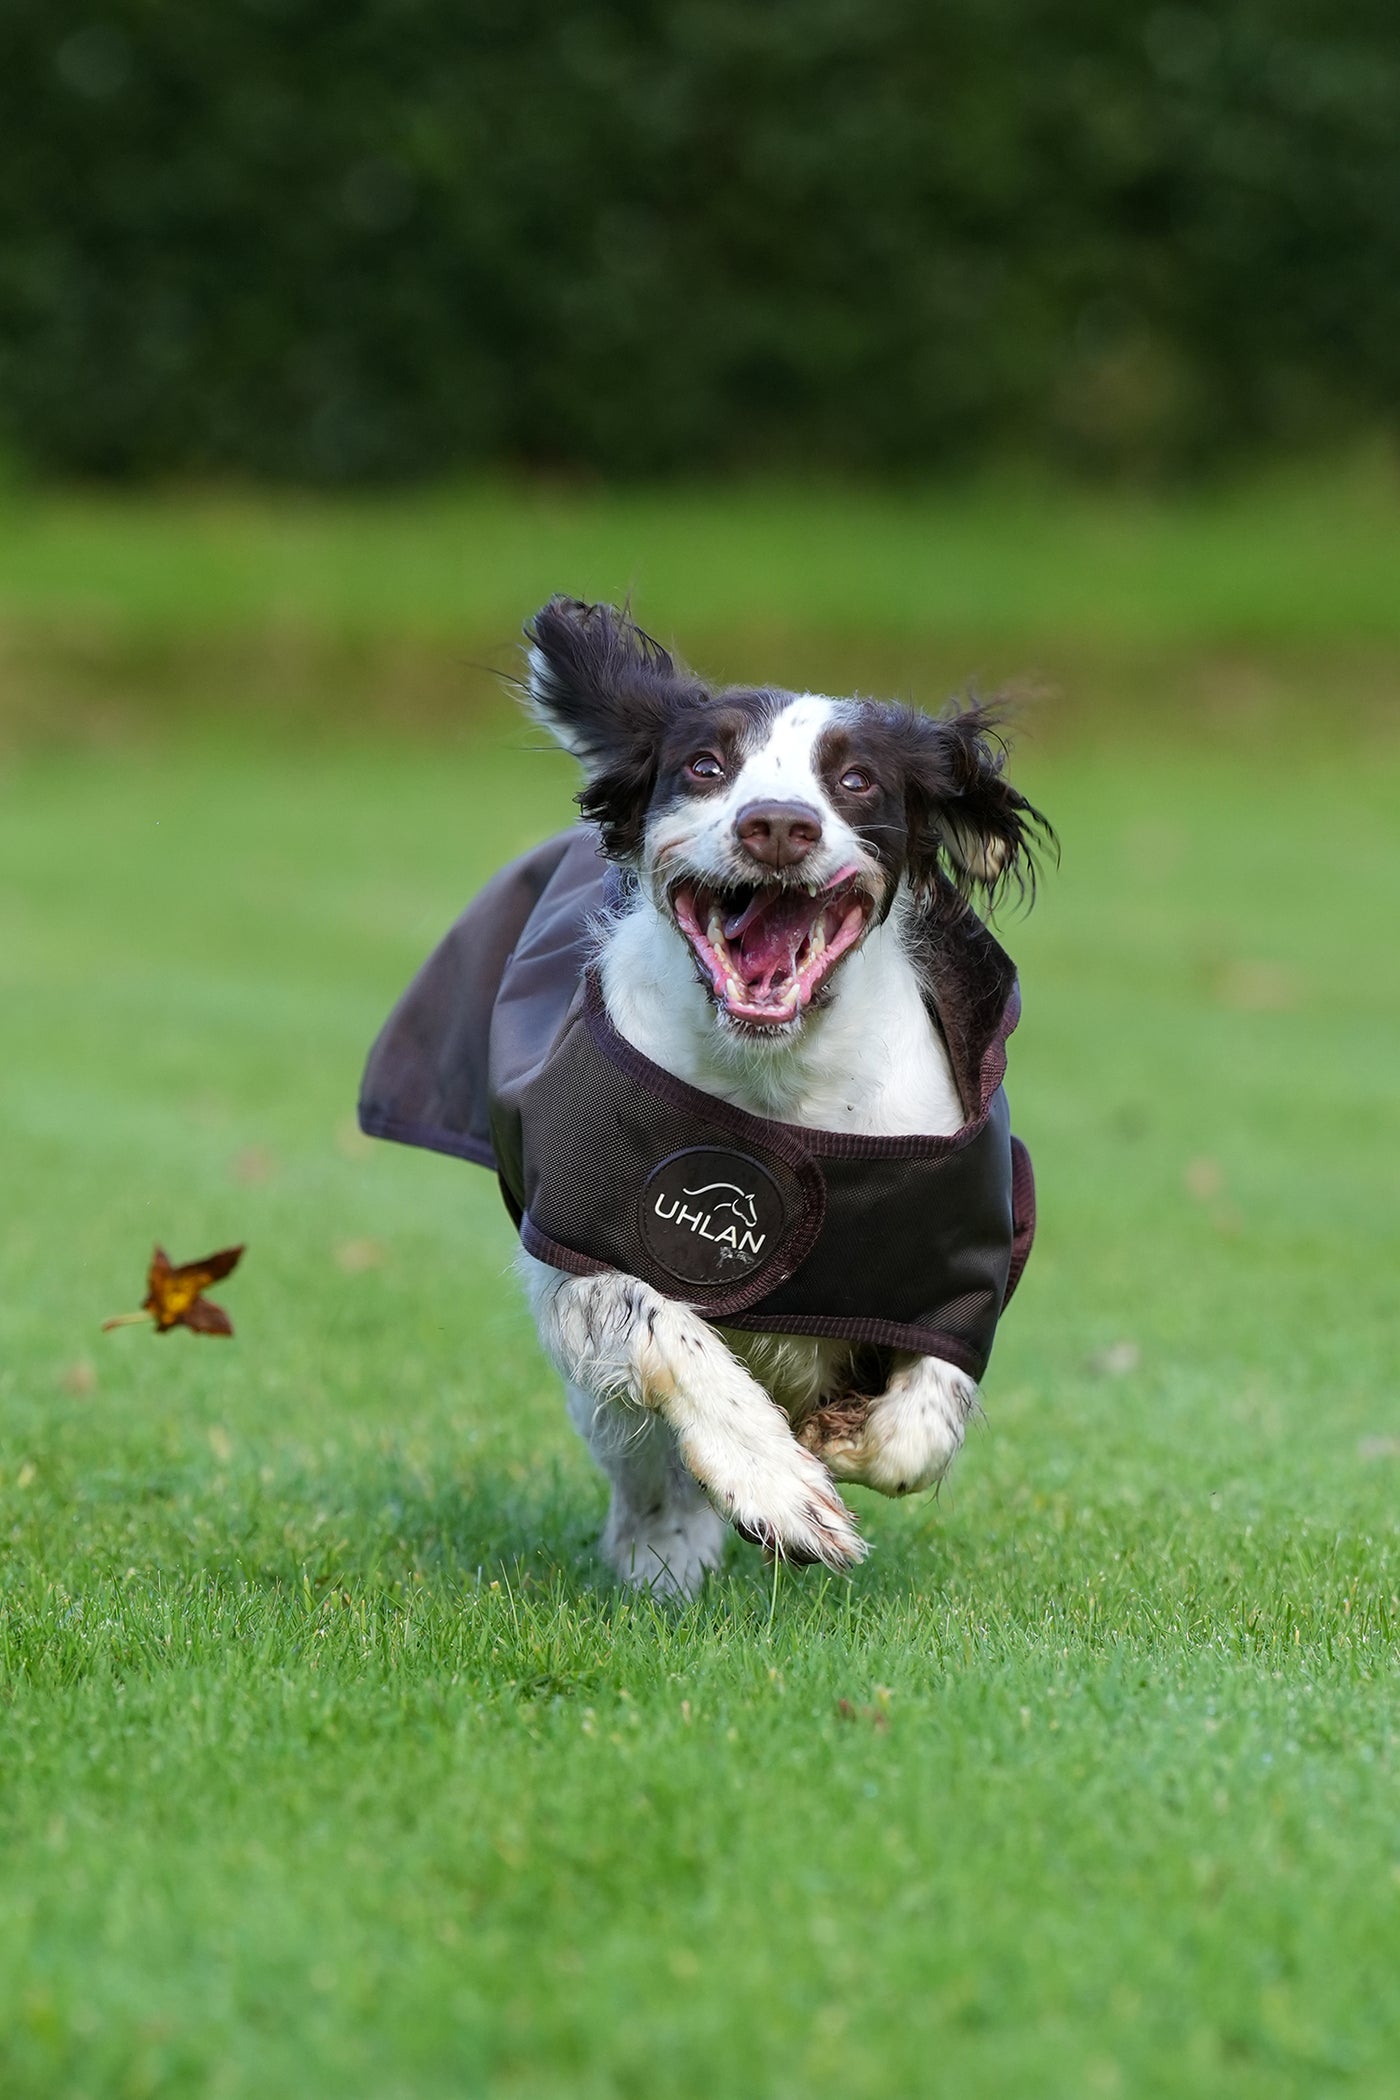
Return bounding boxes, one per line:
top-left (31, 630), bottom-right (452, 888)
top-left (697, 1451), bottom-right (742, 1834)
top-left (518, 1217), bottom-right (612, 1278)
top-left (357, 1103), bottom-right (498, 1171)
top-left (716, 1311), bottom-right (989, 1382)
top-left (518, 1218), bottom-right (992, 1378)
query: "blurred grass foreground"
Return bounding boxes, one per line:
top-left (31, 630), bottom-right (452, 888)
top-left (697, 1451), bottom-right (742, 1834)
top-left (1, 472), bottom-right (1399, 2096)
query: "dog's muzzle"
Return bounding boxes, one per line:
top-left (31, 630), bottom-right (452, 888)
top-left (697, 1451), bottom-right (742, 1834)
top-left (670, 868), bottom-right (875, 1027)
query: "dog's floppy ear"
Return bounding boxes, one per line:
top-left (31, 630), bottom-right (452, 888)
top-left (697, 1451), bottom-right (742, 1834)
top-left (523, 597), bottom-right (705, 857)
top-left (525, 595), bottom-right (701, 771)
top-left (906, 703), bottom-right (1055, 911)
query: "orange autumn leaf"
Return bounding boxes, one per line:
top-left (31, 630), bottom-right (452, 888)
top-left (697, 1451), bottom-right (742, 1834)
top-left (102, 1244), bottom-right (245, 1338)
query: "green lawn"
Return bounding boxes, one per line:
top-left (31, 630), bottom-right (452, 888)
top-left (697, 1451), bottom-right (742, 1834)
top-left (4, 455), bottom-right (1400, 650)
top-left (2, 484), bottom-right (1399, 2097)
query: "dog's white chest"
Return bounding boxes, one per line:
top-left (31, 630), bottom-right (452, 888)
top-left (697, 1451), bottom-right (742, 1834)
top-left (600, 906), bottom-right (965, 1137)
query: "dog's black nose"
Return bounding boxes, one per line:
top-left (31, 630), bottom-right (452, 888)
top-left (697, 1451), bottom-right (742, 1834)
top-left (734, 800), bottom-right (823, 870)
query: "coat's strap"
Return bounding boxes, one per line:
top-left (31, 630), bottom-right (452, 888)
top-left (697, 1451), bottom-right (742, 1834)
top-left (1002, 1136), bottom-right (1036, 1307)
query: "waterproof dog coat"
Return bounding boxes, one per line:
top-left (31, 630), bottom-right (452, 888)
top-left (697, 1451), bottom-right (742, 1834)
top-left (359, 826), bottom-right (1036, 1382)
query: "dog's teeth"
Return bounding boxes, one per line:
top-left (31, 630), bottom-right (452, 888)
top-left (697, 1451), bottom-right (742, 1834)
top-left (810, 922), bottom-right (826, 956)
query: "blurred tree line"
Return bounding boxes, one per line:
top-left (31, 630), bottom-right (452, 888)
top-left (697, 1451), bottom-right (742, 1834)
top-left (1, 0), bottom-right (1397, 484)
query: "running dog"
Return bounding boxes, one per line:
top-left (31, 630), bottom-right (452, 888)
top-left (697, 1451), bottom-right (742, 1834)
top-left (360, 598), bottom-right (1051, 1595)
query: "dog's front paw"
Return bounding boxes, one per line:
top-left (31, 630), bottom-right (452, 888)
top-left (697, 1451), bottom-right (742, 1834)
top-left (804, 1360), bottom-right (975, 1498)
top-left (722, 1440), bottom-right (866, 1571)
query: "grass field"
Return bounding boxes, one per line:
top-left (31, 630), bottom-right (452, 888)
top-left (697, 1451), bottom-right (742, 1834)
top-left (6, 456), bottom-right (1400, 651)
top-left (2, 478), bottom-right (1399, 2097)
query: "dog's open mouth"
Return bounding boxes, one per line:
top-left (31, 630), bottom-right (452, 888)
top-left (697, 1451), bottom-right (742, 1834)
top-left (671, 871), bottom-right (875, 1027)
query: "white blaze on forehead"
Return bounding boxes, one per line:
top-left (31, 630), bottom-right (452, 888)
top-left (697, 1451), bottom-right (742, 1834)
top-left (645, 689), bottom-right (868, 884)
top-left (729, 694), bottom-right (839, 806)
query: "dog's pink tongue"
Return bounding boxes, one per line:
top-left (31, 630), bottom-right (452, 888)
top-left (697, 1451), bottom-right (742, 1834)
top-left (732, 892), bottom-right (813, 984)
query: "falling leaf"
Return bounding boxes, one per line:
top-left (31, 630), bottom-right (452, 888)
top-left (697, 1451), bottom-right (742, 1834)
top-left (102, 1244), bottom-right (245, 1338)
top-left (60, 1360), bottom-right (97, 1396)
top-left (1184, 1157), bottom-right (1224, 1201)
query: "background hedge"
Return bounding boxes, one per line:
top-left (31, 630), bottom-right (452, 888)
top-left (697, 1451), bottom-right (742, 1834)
top-left (2, 0), bottom-right (1398, 483)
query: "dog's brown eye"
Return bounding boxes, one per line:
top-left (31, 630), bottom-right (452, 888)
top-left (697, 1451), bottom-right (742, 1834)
top-left (840, 767), bottom-right (873, 793)
top-left (688, 753), bottom-right (725, 780)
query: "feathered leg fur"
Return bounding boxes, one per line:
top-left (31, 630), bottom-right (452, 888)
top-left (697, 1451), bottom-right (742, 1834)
top-left (522, 1254), bottom-right (865, 1594)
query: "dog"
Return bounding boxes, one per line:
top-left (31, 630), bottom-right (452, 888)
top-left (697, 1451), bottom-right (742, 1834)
top-left (359, 597), bottom-right (1050, 1594)
top-left (505, 598), bottom-right (1052, 1596)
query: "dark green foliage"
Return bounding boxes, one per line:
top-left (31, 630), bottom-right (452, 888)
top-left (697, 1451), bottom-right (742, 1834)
top-left (2, 0), bottom-right (1399, 482)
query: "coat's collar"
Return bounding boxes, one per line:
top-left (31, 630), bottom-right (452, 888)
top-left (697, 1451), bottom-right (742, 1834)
top-left (911, 892), bottom-right (1022, 1122)
top-left (580, 953), bottom-right (1018, 1162)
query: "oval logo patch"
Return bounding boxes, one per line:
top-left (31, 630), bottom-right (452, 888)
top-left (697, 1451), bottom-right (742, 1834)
top-left (638, 1147), bottom-right (788, 1287)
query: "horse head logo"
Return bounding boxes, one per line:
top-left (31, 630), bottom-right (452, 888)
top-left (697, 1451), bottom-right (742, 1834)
top-left (682, 1180), bottom-right (759, 1229)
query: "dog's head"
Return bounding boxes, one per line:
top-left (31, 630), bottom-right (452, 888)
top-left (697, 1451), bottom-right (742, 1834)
top-left (524, 596), bottom-right (1051, 1034)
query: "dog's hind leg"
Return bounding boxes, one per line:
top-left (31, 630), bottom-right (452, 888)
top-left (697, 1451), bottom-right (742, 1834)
top-left (521, 1255), bottom-right (864, 1580)
top-left (564, 1381), bottom-right (725, 1598)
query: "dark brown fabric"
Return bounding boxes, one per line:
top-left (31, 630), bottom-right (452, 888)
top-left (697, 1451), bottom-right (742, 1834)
top-left (359, 826), bottom-right (1037, 1381)
top-left (1004, 1136), bottom-right (1036, 1307)
top-left (359, 830), bottom-right (591, 1170)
